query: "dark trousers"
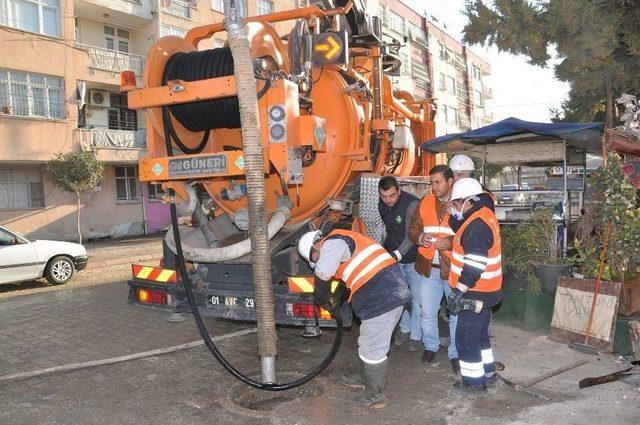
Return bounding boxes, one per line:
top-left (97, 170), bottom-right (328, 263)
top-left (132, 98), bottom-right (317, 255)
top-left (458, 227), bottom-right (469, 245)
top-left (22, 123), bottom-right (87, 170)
top-left (455, 308), bottom-right (495, 388)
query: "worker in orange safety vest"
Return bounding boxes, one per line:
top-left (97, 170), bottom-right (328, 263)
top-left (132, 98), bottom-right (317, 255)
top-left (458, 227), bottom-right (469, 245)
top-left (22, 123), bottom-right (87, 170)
top-left (298, 228), bottom-right (410, 408)
top-left (446, 178), bottom-right (502, 397)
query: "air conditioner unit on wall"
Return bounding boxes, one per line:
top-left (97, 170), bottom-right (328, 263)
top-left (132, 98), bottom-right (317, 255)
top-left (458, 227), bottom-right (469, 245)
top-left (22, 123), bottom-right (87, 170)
top-left (89, 89), bottom-right (110, 108)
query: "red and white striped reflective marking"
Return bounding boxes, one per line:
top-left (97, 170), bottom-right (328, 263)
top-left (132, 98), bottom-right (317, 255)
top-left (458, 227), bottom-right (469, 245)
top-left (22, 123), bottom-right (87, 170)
top-left (132, 265), bottom-right (177, 283)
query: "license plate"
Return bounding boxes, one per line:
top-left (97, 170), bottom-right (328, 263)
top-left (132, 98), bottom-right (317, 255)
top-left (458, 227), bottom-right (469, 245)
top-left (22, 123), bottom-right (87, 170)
top-left (208, 295), bottom-right (255, 309)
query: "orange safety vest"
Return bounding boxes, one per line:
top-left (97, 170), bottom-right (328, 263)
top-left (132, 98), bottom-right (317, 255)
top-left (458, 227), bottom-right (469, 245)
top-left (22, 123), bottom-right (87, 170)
top-left (449, 207), bottom-right (502, 292)
top-left (322, 229), bottom-right (396, 300)
top-left (417, 193), bottom-right (454, 261)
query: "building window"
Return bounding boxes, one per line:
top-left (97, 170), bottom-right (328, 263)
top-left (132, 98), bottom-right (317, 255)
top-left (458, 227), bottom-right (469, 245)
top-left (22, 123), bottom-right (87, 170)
top-left (473, 89), bottom-right (483, 107)
top-left (0, 69), bottom-right (64, 118)
top-left (444, 105), bottom-right (458, 126)
top-left (0, 0), bottom-right (60, 37)
top-left (148, 183), bottom-right (165, 200)
top-left (211, 0), bottom-right (223, 12)
top-left (160, 24), bottom-right (186, 37)
top-left (0, 165), bottom-right (44, 209)
top-left (438, 72), bottom-right (446, 91)
top-left (115, 166), bottom-right (139, 201)
top-left (472, 64), bottom-right (481, 80)
top-left (108, 93), bottom-right (137, 131)
top-left (162, 0), bottom-right (191, 19)
top-left (104, 25), bottom-right (130, 53)
top-left (446, 75), bottom-right (456, 94)
top-left (400, 51), bottom-right (411, 76)
top-left (386, 10), bottom-right (404, 35)
top-left (256, 0), bottom-right (273, 14)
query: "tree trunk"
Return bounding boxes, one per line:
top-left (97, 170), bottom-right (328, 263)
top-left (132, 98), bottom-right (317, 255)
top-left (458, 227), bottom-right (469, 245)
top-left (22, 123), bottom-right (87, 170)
top-left (605, 76), bottom-right (614, 129)
top-left (76, 191), bottom-right (82, 245)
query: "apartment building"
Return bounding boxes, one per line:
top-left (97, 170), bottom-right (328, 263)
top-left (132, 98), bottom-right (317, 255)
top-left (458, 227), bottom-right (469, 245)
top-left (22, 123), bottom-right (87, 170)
top-left (375, 0), bottom-right (493, 136)
top-left (0, 0), bottom-right (295, 241)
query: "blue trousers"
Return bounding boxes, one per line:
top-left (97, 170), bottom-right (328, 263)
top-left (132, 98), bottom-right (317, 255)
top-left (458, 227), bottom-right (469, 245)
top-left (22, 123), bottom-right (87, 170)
top-left (456, 307), bottom-right (496, 388)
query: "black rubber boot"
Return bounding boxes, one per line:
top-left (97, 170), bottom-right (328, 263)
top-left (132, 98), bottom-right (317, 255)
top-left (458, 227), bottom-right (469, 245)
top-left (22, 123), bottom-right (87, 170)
top-left (342, 360), bottom-right (365, 390)
top-left (359, 360), bottom-right (389, 408)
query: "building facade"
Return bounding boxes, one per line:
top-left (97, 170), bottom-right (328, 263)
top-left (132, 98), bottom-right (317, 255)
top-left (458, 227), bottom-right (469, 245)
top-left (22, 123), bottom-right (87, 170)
top-left (375, 0), bottom-right (493, 136)
top-left (0, 0), bottom-right (295, 241)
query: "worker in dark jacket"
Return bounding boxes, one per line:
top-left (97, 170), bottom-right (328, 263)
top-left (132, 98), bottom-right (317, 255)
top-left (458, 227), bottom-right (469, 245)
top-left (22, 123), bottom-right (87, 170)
top-left (377, 176), bottom-right (422, 352)
top-left (298, 228), bottom-right (410, 407)
top-left (446, 178), bottom-right (503, 397)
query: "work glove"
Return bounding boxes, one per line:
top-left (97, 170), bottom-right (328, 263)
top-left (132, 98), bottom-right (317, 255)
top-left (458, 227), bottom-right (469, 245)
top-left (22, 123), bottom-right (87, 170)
top-left (446, 289), bottom-right (464, 315)
top-left (391, 250), bottom-right (402, 262)
top-left (325, 282), bottom-right (348, 316)
top-left (447, 289), bottom-right (483, 315)
top-left (313, 277), bottom-right (331, 310)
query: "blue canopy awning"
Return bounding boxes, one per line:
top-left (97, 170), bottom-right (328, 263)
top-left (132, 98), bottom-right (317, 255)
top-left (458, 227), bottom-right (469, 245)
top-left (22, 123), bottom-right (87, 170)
top-left (421, 117), bottom-right (604, 155)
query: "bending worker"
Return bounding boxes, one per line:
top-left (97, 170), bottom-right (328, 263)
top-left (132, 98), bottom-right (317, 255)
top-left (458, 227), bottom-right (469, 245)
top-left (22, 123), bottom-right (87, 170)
top-left (409, 165), bottom-right (459, 372)
top-left (446, 178), bottom-right (502, 396)
top-left (377, 176), bottom-right (422, 352)
top-left (298, 228), bottom-right (410, 407)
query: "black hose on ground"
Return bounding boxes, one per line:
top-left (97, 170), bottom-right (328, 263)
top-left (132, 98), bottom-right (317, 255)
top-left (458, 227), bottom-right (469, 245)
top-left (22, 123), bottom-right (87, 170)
top-left (162, 110), bottom-right (344, 391)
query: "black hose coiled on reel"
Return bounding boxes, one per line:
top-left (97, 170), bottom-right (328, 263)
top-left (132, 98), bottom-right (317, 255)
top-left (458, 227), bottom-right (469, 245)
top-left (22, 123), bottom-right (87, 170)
top-left (161, 47), bottom-right (239, 154)
top-left (163, 48), bottom-right (241, 132)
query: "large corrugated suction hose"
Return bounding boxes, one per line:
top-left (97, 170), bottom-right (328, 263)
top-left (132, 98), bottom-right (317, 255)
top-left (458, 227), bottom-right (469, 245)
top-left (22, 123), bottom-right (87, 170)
top-left (224, 3), bottom-right (278, 378)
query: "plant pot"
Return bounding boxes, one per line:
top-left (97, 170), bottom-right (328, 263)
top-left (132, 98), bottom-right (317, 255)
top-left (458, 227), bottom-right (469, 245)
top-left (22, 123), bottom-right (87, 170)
top-left (534, 263), bottom-right (571, 295)
top-left (619, 276), bottom-right (640, 316)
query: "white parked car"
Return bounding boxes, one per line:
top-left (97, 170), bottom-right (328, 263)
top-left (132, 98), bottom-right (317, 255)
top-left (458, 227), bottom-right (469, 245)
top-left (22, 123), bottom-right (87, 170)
top-left (0, 226), bottom-right (88, 285)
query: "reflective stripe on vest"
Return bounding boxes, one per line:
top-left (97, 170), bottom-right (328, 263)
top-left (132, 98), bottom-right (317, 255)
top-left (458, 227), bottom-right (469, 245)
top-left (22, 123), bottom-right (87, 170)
top-left (324, 229), bottom-right (396, 300)
top-left (449, 207), bottom-right (502, 292)
top-left (418, 194), bottom-right (453, 260)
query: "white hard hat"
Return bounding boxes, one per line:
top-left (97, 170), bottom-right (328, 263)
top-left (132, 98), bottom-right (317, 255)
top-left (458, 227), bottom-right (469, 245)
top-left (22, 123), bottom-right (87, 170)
top-left (298, 230), bottom-right (322, 262)
top-left (450, 178), bottom-right (483, 201)
top-left (449, 154), bottom-right (475, 172)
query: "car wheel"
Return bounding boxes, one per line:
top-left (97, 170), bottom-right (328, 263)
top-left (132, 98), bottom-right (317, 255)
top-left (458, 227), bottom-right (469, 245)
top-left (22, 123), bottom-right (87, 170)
top-left (45, 256), bottom-right (75, 285)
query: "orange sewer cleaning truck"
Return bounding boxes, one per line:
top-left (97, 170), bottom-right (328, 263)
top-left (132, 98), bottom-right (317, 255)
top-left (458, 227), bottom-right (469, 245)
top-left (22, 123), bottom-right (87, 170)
top-left (125, 0), bottom-right (436, 331)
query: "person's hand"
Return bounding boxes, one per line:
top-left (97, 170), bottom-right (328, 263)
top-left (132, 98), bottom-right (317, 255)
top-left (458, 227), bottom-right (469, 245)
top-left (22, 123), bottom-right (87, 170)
top-left (325, 283), bottom-right (348, 316)
top-left (433, 237), bottom-right (452, 251)
top-left (313, 279), bottom-right (331, 309)
top-left (420, 233), bottom-right (434, 248)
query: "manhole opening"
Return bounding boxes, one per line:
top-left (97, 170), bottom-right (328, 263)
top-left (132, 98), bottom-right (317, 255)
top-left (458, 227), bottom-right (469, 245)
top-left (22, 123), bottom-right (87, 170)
top-left (229, 373), bottom-right (325, 414)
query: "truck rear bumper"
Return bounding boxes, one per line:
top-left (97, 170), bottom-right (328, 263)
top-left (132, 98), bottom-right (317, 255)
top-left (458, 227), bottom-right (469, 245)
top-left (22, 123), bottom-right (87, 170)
top-left (128, 278), bottom-right (352, 328)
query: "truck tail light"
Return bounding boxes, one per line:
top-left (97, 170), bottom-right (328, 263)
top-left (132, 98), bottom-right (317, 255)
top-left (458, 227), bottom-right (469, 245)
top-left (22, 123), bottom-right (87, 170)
top-left (136, 288), bottom-right (173, 305)
top-left (288, 302), bottom-right (331, 319)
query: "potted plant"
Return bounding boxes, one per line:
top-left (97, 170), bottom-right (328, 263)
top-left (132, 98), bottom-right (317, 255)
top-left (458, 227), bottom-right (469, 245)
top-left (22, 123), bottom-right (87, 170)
top-left (503, 208), bottom-right (571, 295)
top-left (570, 152), bottom-right (640, 315)
top-left (496, 213), bottom-right (567, 334)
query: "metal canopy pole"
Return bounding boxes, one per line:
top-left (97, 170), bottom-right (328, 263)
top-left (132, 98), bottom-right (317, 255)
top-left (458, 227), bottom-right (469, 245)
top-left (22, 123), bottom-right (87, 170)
top-left (562, 140), bottom-right (568, 254)
top-left (482, 145), bottom-right (487, 186)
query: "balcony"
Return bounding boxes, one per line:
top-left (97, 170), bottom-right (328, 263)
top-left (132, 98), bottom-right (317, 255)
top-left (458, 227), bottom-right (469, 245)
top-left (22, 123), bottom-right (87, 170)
top-left (74, 0), bottom-right (153, 24)
top-left (76, 128), bottom-right (146, 162)
top-left (78, 44), bottom-right (145, 76)
top-left (162, 0), bottom-right (192, 19)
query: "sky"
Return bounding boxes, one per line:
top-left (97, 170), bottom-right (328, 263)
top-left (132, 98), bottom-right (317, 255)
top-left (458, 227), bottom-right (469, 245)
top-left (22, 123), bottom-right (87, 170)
top-left (402, 0), bottom-right (570, 123)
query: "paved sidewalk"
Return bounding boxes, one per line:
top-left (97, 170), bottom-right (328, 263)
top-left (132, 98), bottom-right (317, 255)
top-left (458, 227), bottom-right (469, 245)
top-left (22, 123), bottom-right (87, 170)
top-left (0, 281), bottom-right (244, 377)
top-left (0, 280), bottom-right (639, 425)
top-left (84, 234), bottom-right (165, 270)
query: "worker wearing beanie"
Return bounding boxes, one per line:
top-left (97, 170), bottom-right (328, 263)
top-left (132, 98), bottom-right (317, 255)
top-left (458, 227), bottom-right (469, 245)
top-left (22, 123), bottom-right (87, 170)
top-left (298, 228), bottom-right (410, 407)
top-left (446, 178), bottom-right (503, 397)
